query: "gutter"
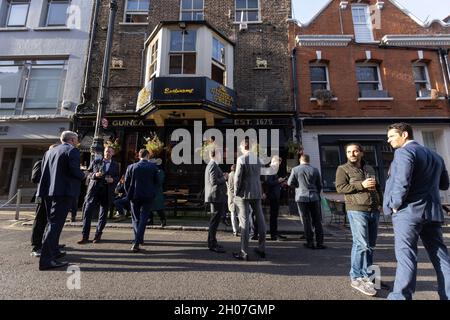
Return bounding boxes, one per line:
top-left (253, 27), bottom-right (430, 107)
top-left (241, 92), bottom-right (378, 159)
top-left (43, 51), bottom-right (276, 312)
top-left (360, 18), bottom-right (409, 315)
top-left (291, 47), bottom-right (302, 143)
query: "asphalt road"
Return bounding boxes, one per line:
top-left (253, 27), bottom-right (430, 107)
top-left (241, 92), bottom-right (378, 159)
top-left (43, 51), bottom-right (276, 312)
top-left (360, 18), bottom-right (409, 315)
top-left (0, 211), bottom-right (448, 300)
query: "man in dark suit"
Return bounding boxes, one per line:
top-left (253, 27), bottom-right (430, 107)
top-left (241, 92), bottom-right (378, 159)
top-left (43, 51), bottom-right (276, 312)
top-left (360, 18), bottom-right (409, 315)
top-left (78, 146), bottom-right (119, 244)
top-left (37, 131), bottom-right (86, 270)
top-left (124, 149), bottom-right (160, 253)
top-left (204, 147), bottom-right (228, 253)
top-left (30, 144), bottom-right (59, 257)
top-left (233, 139), bottom-right (267, 261)
top-left (384, 123), bottom-right (450, 300)
top-left (288, 154), bottom-right (325, 249)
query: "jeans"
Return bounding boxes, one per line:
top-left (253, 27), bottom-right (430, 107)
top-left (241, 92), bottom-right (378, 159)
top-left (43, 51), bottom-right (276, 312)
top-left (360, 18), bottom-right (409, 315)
top-left (347, 210), bottom-right (380, 280)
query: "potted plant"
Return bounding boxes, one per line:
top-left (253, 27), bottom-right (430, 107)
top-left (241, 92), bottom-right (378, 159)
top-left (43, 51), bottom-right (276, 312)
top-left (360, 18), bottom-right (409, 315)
top-left (144, 132), bottom-right (165, 157)
top-left (285, 139), bottom-right (303, 172)
top-left (313, 89), bottom-right (333, 106)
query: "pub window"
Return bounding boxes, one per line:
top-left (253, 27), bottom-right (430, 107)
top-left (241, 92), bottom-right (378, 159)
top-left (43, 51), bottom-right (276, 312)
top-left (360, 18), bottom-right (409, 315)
top-left (124, 0), bottom-right (149, 23)
top-left (211, 37), bottom-right (225, 85)
top-left (235, 0), bottom-right (260, 23)
top-left (2, 0), bottom-right (30, 27)
top-left (169, 29), bottom-right (197, 74)
top-left (180, 0), bottom-right (203, 21)
top-left (148, 40), bottom-right (158, 78)
top-left (356, 64), bottom-right (383, 97)
top-left (422, 131), bottom-right (438, 153)
top-left (45, 0), bottom-right (70, 26)
top-left (413, 64), bottom-right (431, 98)
top-left (310, 64), bottom-right (329, 95)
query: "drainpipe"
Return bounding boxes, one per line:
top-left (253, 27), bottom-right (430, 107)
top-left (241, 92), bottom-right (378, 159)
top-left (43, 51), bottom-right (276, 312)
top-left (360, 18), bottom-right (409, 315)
top-left (339, 4), bottom-right (344, 35)
top-left (74, 0), bottom-right (101, 128)
top-left (291, 47), bottom-right (301, 143)
top-left (140, 32), bottom-right (148, 87)
top-left (440, 49), bottom-right (450, 101)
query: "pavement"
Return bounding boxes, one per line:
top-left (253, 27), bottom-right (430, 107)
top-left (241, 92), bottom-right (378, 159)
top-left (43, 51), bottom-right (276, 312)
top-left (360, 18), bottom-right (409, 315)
top-left (1, 209), bottom-right (449, 300)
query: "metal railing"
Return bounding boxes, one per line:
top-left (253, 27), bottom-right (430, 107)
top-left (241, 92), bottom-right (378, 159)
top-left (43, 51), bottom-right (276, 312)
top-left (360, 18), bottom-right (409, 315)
top-left (0, 189), bottom-right (22, 220)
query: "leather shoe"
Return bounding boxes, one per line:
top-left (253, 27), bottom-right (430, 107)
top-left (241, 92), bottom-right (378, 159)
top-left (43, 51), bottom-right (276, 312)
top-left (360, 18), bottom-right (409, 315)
top-left (93, 234), bottom-right (102, 244)
top-left (131, 243), bottom-right (140, 253)
top-left (58, 244), bottom-right (66, 249)
top-left (254, 248), bottom-right (266, 259)
top-left (39, 260), bottom-right (68, 271)
top-left (304, 243), bottom-right (316, 249)
top-left (55, 251), bottom-right (66, 259)
top-left (77, 238), bottom-right (89, 245)
top-left (209, 245), bottom-right (225, 253)
top-left (316, 244), bottom-right (327, 249)
top-left (232, 252), bottom-right (249, 261)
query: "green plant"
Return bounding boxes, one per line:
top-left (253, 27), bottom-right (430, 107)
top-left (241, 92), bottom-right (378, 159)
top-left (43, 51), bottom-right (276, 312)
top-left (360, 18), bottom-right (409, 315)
top-left (285, 139), bottom-right (303, 158)
top-left (105, 138), bottom-right (121, 153)
top-left (313, 89), bottom-right (333, 106)
top-left (144, 132), bottom-right (165, 156)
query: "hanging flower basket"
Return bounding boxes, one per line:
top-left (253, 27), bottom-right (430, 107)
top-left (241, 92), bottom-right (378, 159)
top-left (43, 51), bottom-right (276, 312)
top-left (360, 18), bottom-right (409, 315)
top-left (105, 138), bottom-right (121, 154)
top-left (144, 132), bottom-right (165, 156)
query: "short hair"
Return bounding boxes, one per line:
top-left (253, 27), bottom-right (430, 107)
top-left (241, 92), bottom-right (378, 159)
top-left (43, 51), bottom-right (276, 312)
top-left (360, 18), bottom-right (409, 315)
top-left (345, 142), bottom-right (363, 152)
top-left (139, 148), bottom-right (149, 158)
top-left (49, 143), bottom-right (59, 150)
top-left (104, 146), bottom-right (115, 153)
top-left (300, 154), bottom-right (310, 163)
top-left (60, 131), bottom-right (78, 143)
top-left (388, 122), bottom-right (414, 140)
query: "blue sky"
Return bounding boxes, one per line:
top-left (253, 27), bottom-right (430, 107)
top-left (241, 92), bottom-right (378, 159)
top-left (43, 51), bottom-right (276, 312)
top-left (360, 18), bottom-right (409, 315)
top-left (292, 0), bottom-right (449, 24)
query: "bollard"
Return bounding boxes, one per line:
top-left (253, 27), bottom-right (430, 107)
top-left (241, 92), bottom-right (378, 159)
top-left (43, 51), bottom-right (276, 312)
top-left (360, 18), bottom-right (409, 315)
top-left (15, 189), bottom-right (21, 220)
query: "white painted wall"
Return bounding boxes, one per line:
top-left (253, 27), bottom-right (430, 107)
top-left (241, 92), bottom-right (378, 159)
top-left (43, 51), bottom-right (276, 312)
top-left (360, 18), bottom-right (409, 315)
top-left (0, 0), bottom-right (94, 115)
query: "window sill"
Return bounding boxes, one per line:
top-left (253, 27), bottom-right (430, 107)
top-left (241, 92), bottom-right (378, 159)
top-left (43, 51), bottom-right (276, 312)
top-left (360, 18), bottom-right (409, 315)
top-left (119, 22), bottom-right (148, 26)
top-left (233, 21), bottom-right (263, 25)
top-left (355, 40), bottom-right (380, 44)
top-left (416, 97), bottom-right (446, 101)
top-left (310, 97), bottom-right (338, 101)
top-left (0, 27), bottom-right (29, 32)
top-left (33, 27), bottom-right (71, 31)
top-left (358, 97), bottom-right (394, 101)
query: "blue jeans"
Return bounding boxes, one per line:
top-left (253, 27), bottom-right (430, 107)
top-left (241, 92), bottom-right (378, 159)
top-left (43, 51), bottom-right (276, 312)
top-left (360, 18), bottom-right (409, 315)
top-left (347, 210), bottom-right (380, 279)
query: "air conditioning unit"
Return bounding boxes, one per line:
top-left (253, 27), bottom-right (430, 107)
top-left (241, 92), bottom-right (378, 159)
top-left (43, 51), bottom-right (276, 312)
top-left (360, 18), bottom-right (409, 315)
top-left (239, 23), bottom-right (248, 31)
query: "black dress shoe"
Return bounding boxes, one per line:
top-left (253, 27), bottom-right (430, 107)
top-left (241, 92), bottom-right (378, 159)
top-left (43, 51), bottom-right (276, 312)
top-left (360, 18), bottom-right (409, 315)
top-left (58, 244), bottom-right (66, 249)
top-left (209, 245), bottom-right (226, 253)
top-left (254, 248), bottom-right (266, 259)
top-left (304, 243), bottom-right (316, 249)
top-left (270, 235), bottom-right (278, 241)
top-left (232, 252), bottom-right (249, 261)
top-left (55, 251), bottom-right (66, 259)
top-left (277, 234), bottom-right (287, 239)
top-left (316, 244), bottom-right (327, 249)
top-left (131, 244), bottom-right (140, 253)
top-left (250, 235), bottom-right (258, 241)
top-left (39, 260), bottom-right (68, 271)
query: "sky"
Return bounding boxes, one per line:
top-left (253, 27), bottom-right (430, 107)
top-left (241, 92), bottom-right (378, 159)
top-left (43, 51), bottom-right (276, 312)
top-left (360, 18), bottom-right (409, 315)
top-left (292, 0), bottom-right (449, 24)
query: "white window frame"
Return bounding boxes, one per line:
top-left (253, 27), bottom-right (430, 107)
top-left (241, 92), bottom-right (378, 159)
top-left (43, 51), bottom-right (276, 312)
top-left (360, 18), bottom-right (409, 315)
top-left (351, 4), bottom-right (374, 43)
top-left (413, 63), bottom-right (431, 98)
top-left (5, 0), bottom-right (30, 27)
top-left (169, 29), bottom-right (197, 75)
top-left (356, 63), bottom-right (383, 92)
top-left (234, 0), bottom-right (261, 23)
top-left (148, 39), bottom-right (158, 80)
top-left (179, 0), bottom-right (204, 21)
top-left (45, 0), bottom-right (71, 27)
top-left (211, 37), bottom-right (226, 85)
top-left (0, 59), bottom-right (66, 115)
top-left (309, 64), bottom-right (330, 95)
top-left (123, 0), bottom-right (149, 24)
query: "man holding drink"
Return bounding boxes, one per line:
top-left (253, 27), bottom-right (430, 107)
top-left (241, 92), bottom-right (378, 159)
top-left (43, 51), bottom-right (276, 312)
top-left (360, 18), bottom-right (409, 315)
top-left (335, 143), bottom-right (383, 297)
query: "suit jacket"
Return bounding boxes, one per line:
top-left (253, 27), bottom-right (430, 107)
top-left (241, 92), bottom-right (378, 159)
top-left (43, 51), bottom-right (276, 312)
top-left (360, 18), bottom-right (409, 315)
top-left (124, 160), bottom-right (160, 201)
top-left (30, 159), bottom-right (42, 203)
top-left (288, 164), bottom-right (322, 202)
top-left (85, 159), bottom-right (120, 205)
top-left (37, 143), bottom-right (85, 198)
top-left (204, 160), bottom-right (227, 203)
top-left (234, 152), bottom-right (263, 200)
top-left (383, 141), bottom-right (450, 222)
top-left (264, 174), bottom-right (282, 201)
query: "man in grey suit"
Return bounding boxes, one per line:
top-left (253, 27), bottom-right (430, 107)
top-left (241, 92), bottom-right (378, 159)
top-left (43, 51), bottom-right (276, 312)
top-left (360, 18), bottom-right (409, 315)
top-left (233, 139), bottom-right (267, 261)
top-left (204, 148), bottom-right (228, 253)
top-left (288, 154), bottom-right (325, 249)
top-left (384, 123), bottom-right (450, 300)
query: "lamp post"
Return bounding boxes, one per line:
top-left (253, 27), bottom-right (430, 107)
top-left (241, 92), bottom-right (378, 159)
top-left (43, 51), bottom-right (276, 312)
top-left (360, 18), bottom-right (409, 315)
top-left (91, 0), bottom-right (118, 157)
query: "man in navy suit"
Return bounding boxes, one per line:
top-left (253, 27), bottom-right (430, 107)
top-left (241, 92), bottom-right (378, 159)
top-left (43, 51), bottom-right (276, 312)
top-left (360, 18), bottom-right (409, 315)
top-left (78, 146), bottom-right (119, 244)
top-left (37, 131), bottom-right (87, 270)
top-left (384, 123), bottom-right (450, 300)
top-left (124, 149), bottom-right (160, 253)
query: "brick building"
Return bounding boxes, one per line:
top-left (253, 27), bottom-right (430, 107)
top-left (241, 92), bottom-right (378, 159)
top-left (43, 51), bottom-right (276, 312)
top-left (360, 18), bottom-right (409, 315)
top-left (289, 0), bottom-right (450, 203)
top-left (76, 0), bottom-right (296, 192)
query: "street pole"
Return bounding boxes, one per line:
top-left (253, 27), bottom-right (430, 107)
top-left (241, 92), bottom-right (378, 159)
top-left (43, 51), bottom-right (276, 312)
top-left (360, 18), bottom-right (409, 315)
top-left (91, 0), bottom-right (118, 157)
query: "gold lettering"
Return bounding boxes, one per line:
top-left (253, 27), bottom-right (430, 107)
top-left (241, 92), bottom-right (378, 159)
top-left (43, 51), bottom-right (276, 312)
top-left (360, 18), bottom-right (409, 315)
top-left (164, 88), bottom-right (194, 94)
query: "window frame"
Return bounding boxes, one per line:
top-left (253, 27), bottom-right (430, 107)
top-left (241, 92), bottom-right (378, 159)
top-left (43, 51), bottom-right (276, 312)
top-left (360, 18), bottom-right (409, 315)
top-left (5, 0), bottom-right (30, 27)
top-left (234, 0), bottom-right (261, 23)
top-left (179, 0), bottom-right (204, 21)
top-left (412, 63), bottom-right (431, 98)
top-left (148, 39), bottom-right (159, 80)
top-left (351, 4), bottom-right (374, 43)
top-left (123, 0), bottom-right (149, 24)
top-left (309, 63), bottom-right (330, 96)
top-left (169, 29), bottom-right (197, 75)
top-left (45, 0), bottom-right (71, 27)
top-left (355, 63), bottom-right (383, 96)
